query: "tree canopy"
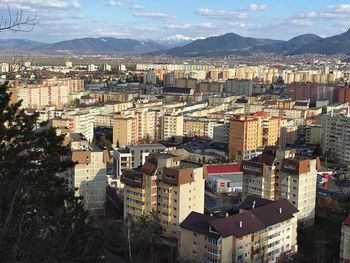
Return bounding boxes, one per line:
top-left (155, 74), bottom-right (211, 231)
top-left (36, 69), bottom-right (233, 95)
top-left (0, 82), bottom-right (104, 262)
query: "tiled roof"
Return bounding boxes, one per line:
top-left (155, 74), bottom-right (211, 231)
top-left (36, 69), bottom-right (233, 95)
top-left (181, 198), bottom-right (298, 238)
top-left (205, 164), bottom-right (241, 174)
top-left (239, 195), bottom-right (274, 211)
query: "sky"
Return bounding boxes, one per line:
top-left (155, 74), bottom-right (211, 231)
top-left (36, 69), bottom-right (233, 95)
top-left (0, 0), bottom-right (350, 43)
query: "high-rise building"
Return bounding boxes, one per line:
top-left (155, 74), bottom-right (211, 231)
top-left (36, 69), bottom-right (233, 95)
top-left (121, 153), bottom-right (206, 242)
top-left (176, 78), bottom-right (197, 89)
top-left (113, 116), bottom-right (137, 146)
top-left (229, 112), bottom-right (284, 162)
top-left (161, 114), bottom-right (184, 142)
top-left (340, 214), bottom-right (350, 263)
top-left (65, 133), bottom-right (108, 216)
top-left (143, 71), bottom-right (157, 85)
top-left (112, 144), bottom-right (166, 179)
top-left (179, 198), bottom-right (298, 263)
top-left (241, 147), bottom-right (319, 226)
top-left (287, 83), bottom-right (338, 106)
top-left (163, 72), bottom-right (176, 87)
top-left (320, 113), bottom-right (350, 165)
top-left (224, 79), bottom-right (253, 96)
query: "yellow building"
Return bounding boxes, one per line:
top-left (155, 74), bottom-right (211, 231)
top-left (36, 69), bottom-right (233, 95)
top-left (113, 116), bottom-right (137, 146)
top-left (121, 153), bottom-right (207, 243)
top-left (229, 112), bottom-right (284, 162)
top-left (179, 198), bottom-right (298, 263)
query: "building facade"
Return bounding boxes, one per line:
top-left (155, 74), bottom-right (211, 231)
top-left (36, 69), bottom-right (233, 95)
top-left (241, 147), bottom-right (319, 226)
top-left (179, 198), bottom-right (298, 263)
top-left (121, 153), bottom-right (207, 242)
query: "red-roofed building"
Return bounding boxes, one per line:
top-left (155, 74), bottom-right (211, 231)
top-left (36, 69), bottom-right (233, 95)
top-left (340, 214), bottom-right (350, 262)
top-left (205, 164), bottom-right (243, 193)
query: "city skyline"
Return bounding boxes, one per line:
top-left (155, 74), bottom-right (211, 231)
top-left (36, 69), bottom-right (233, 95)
top-left (0, 0), bottom-right (350, 43)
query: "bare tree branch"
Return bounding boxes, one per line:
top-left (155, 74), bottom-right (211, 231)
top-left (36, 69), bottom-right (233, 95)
top-left (0, 5), bottom-right (38, 33)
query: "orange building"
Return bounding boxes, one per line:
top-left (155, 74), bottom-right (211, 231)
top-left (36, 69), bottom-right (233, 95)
top-left (229, 111), bottom-right (284, 162)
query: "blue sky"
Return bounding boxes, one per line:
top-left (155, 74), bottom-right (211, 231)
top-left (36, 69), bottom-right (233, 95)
top-left (0, 0), bottom-right (350, 42)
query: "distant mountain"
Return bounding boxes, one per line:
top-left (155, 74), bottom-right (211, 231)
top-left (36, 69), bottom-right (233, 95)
top-left (289, 29), bottom-right (350, 55)
top-left (0, 37), bottom-right (167, 55)
top-left (29, 37), bottom-right (167, 55)
top-left (150, 29), bottom-right (350, 57)
top-left (159, 34), bottom-right (206, 47)
top-left (254, 34), bottom-right (322, 53)
top-left (1, 29), bottom-right (350, 57)
top-left (0, 39), bottom-right (44, 52)
top-left (152, 33), bottom-right (282, 57)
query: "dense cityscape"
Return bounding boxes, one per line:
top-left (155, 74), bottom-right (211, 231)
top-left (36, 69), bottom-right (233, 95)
top-left (1, 1), bottom-right (350, 263)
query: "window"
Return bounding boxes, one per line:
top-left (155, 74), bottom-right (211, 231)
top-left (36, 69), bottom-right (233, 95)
top-left (193, 241), bottom-right (197, 246)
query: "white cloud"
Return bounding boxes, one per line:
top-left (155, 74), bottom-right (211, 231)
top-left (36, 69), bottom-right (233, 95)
top-left (72, 0), bottom-right (81, 9)
top-left (94, 28), bottom-right (132, 37)
top-left (108, 1), bottom-right (145, 10)
top-left (249, 4), bottom-right (268, 11)
top-left (298, 4), bottom-right (350, 19)
top-left (194, 8), bottom-right (249, 20)
top-left (275, 19), bottom-right (314, 27)
top-left (133, 12), bottom-right (177, 20)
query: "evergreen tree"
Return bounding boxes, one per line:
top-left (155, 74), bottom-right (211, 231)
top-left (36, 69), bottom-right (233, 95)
top-left (0, 83), bottom-right (104, 262)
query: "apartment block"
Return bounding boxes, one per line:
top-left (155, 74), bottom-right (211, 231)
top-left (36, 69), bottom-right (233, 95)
top-left (176, 78), bottom-right (197, 89)
top-left (161, 114), bottom-right (184, 142)
top-left (241, 147), bottom-right (319, 226)
top-left (62, 108), bottom-right (95, 142)
top-left (112, 144), bottom-right (166, 179)
top-left (229, 112), bottom-right (284, 162)
top-left (179, 198), bottom-right (298, 263)
top-left (65, 133), bottom-right (108, 216)
top-left (121, 153), bottom-right (206, 242)
top-left (340, 214), bottom-right (350, 263)
top-left (320, 113), bottom-right (350, 165)
top-left (113, 116), bottom-right (137, 146)
top-left (224, 79), bottom-right (253, 96)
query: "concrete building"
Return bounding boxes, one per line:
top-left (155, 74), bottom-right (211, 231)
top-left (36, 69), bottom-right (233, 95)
top-left (112, 144), bottom-right (166, 179)
top-left (179, 198), bottom-right (298, 263)
top-left (65, 133), bottom-right (108, 216)
top-left (205, 164), bottom-right (243, 193)
top-left (241, 147), bottom-right (319, 226)
top-left (340, 214), bottom-right (350, 263)
top-left (176, 78), bottom-right (197, 90)
top-left (113, 116), bottom-right (137, 146)
top-left (161, 114), bottom-right (184, 142)
top-left (62, 108), bottom-right (95, 142)
top-left (224, 79), bottom-right (253, 96)
top-left (143, 71), bottom-right (157, 85)
top-left (320, 113), bottom-right (350, 165)
top-left (229, 112), bottom-right (284, 162)
top-left (121, 153), bottom-right (207, 242)
top-left (305, 124), bottom-right (322, 145)
top-left (163, 72), bottom-right (176, 87)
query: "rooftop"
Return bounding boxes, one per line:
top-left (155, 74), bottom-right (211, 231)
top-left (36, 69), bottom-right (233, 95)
top-left (205, 164), bottom-right (241, 174)
top-left (181, 198), bottom-right (298, 238)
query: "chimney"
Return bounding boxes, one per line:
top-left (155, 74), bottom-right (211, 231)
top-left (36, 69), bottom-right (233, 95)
top-left (239, 221), bottom-right (242, 228)
top-left (226, 213), bottom-right (229, 218)
top-left (252, 200), bottom-right (256, 210)
top-left (279, 208), bottom-right (282, 214)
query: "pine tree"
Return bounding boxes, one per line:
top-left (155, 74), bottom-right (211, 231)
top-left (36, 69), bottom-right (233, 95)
top-left (0, 83), bottom-right (104, 262)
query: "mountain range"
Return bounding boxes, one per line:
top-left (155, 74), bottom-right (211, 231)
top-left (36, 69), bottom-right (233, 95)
top-left (0, 37), bottom-right (166, 55)
top-left (1, 29), bottom-right (350, 57)
top-left (151, 29), bottom-right (350, 57)
top-left (158, 34), bottom-right (206, 47)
